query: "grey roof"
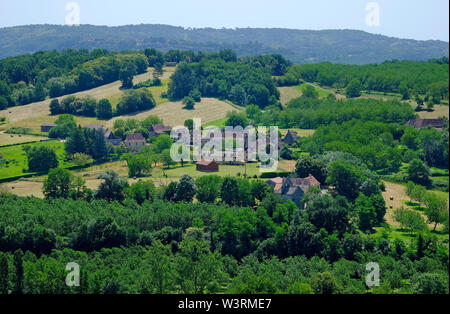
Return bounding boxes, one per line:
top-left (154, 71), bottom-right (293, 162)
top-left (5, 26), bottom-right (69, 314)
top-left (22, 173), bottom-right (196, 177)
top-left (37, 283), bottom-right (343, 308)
top-left (125, 133), bottom-right (146, 142)
top-left (84, 124), bottom-right (104, 131)
top-left (286, 187), bottom-right (300, 196)
top-left (104, 130), bottom-right (120, 139)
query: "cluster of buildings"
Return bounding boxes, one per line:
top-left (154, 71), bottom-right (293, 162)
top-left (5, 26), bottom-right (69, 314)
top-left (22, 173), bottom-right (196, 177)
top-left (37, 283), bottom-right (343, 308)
top-left (41, 120), bottom-right (324, 207)
top-left (40, 122), bottom-right (174, 153)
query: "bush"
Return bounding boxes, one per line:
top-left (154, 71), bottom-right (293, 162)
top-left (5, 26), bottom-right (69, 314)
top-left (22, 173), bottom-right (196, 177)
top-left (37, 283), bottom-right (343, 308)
top-left (259, 172), bottom-right (290, 179)
top-left (182, 96), bottom-right (195, 110)
top-left (5, 127), bottom-right (32, 135)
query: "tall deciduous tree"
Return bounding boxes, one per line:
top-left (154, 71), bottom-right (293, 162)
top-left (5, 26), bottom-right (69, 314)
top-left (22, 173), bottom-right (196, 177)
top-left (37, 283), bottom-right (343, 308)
top-left (175, 175), bottom-right (197, 203)
top-left (96, 98), bottom-right (113, 119)
top-left (13, 250), bottom-right (23, 294)
top-left (23, 145), bottom-right (58, 172)
top-left (424, 193), bottom-right (449, 231)
top-left (0, 252), bottom-right (8, 294)
top-left (345, 79), bottom-right (362, 98)
top-left (95, 170), bottom-right (129, 202)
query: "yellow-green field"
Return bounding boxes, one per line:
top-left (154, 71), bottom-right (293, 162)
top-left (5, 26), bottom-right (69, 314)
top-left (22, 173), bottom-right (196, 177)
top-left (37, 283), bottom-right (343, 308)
top-left (0, 133), bottom-right (49, 146)
top-left (278, 86), bottom-right (302, 106)
top-left (411, 104), bottom-right (449, 119)
top-left (280, 128), bottom-right (316, 137)
top-left (382, 181), bottom-right (449, 227)
top-left (1, 156), bottom-right (295, 198)
top-left (0, 67), bottom-right (175, 132)
top-left (1, 115), bottom-right (104, 134)
top-left (106, 98), bottom-right (240, 129)
top-left (109, 78), bottom-right (171, 108)
top-left (0, 140), bottom-right (73, 179)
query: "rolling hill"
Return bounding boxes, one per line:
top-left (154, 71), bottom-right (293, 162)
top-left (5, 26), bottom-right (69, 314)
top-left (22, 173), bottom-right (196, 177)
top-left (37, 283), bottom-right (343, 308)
top-left (0, 24), bottom-right (448, 64)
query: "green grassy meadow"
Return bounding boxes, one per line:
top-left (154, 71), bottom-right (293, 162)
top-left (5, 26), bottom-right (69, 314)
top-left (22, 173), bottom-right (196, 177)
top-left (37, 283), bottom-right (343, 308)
top-left (0, 140), bottom-right (73, 179)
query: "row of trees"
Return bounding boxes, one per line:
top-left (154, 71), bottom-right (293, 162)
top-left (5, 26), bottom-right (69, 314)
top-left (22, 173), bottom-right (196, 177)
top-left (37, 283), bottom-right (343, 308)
top-left (297, 119), bottom-right (449, 174)
top-left (403, 181), bottom-right (449, 231)
top-left (248, 96), bottom-right (416, 129)
top-left (276, 59), bottom-right (449, 101)
top-left (65, 126), bottom-right (109, 160)
top-left (50, 88), bottom-right (155, 119)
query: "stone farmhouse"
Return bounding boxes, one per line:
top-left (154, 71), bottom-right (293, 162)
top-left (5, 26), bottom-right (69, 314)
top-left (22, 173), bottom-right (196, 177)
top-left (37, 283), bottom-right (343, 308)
top-left (266, 175), bottom-right (321, 208)
top-left (124, 133), bottom-right (146, 152)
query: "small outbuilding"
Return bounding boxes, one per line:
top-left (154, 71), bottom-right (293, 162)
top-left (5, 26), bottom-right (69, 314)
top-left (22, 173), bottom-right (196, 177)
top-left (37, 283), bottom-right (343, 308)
top-left (41, 123), bottom-right (57, 132)
top-left (164, 62), bottom-right (178, 67)
top-left (284, 130), bottom-right (299, 146)
top-left (196, 160), bottom-right (219, 172)
top-left (104, 130), bottom-right (122, 145)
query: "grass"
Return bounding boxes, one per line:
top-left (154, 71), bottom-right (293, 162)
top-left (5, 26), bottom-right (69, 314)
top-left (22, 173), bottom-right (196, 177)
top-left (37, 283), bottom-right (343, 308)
top-left (382, 180), bottom-right (449, 229)
top-left (0, 133), bottom-right (49, 146)
top-left (293, 84), bottom-right (332, 99)
top-left (204, 117), bottom-right (228, 128)
top-left (0, 140), bottom-right (74, 179)
top-left (106, 98), bottom-right (239, 129)
top-left (360, 90), bottom-right (402, 101)
top-left (278, 86), bottom-right (302, 106)
top-left (1, 115), bottom-right (103, 134)
top-left (151, 162), bottom-right (262, 180)
top-left (413, 104), bottom-right (449, 119)
top-left (109, 78), bottom-right (170, 108)
top-left (0, 67), bottom-right (175, 132)
top-left (372, 225), bottom-right (448, 243)
top-left (279, 128), bottom-right (316, 137)
top-left (2, 158), bottom-right (291, 198)
top-left (431, 176), bottom-right (449, 182)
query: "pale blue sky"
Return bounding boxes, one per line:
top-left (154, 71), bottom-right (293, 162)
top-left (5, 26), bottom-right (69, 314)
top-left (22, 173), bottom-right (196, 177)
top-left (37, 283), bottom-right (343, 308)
top-left (0, 0), bottom-right (448, 41)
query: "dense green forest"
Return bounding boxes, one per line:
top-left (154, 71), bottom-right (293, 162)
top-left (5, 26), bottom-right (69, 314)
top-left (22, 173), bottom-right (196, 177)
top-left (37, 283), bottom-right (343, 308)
top-left (277, 58), bottom-right (449, 100)
top-left (168, 54), bottom-right (282, 108)
top-left (0, 50), bottom-right (148, 109)
top-left (254, 97), bottom-right (416, 129)
top-left (0, 173), bottom-right (448, 294)
top-left (0, 25), bottom-right (448, 64)
top-left (0, 48), bottom-right (286, 111)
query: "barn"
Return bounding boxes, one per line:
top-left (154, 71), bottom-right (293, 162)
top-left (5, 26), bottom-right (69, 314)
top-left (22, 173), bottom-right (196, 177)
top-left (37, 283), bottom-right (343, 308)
top-left (196, 160), bottom-right (219, 172)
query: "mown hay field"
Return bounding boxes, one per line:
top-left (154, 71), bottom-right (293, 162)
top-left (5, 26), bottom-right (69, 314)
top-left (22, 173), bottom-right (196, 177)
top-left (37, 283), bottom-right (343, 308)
top-left (106, 98), bottom-right (239, 129)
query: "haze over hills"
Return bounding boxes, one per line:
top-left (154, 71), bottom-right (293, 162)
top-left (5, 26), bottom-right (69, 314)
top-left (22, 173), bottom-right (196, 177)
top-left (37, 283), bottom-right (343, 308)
top-left (0, 24), bottom-right (448, 64)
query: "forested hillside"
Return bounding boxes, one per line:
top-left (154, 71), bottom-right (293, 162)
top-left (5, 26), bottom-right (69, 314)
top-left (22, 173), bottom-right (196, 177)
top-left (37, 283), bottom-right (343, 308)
top-left (0, 50), bottom-right (148, 109)
top-left (0, 24), bottom-right (448, 64)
